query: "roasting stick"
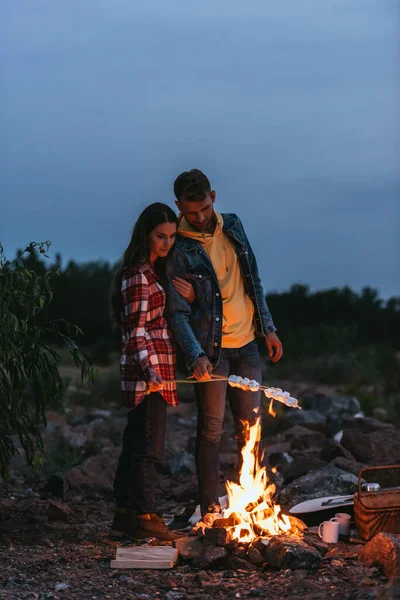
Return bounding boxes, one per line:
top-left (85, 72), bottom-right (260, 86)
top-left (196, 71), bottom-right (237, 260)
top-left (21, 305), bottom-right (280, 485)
top-left (148, 374), bottom-right (301, 410)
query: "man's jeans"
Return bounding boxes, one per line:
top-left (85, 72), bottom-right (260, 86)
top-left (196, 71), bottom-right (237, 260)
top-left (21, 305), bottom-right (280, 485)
top-left (195, 339), bottom-right (262, 515)
top-left (114, 392), bottom-right (166, 514)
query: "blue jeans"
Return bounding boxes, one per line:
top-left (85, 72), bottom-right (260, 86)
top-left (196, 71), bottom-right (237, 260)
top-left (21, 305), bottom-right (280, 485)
top-left (114, 392), bottom-right (166, 514)
top-left (195, 339), bottom-right (262, 515)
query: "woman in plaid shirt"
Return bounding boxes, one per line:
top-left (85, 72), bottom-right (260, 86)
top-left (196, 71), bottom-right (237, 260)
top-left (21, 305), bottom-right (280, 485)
top-left (109, 203), bottom-right (194, 541)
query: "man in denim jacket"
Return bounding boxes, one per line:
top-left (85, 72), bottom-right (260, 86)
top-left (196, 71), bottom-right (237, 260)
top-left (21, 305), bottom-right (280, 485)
top-left (165, 169), bottom-right (283, 516)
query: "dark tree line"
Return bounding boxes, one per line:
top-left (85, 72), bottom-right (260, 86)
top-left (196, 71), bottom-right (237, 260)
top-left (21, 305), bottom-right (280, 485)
top-left (20, 249), bottom-right (400, 361)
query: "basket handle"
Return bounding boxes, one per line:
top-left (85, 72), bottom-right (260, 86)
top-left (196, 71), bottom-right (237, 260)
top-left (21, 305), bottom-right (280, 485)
top-left (358, 464), bottom-right (400, 495)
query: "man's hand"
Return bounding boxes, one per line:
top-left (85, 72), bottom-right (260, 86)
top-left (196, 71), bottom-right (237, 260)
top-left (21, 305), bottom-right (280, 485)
top-left (265, 332), bottom-right (283, 363)
top-left (193, 356), bottom-right (213, 380)
top-left (147, 373), bottom-right (164, 392)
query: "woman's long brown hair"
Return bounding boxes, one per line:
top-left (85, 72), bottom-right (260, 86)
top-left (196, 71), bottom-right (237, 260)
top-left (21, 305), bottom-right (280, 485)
top-left (109, 202), bottom-right (177, 328)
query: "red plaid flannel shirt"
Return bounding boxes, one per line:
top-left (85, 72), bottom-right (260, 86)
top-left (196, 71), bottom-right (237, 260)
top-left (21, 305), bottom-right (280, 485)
top-left (120, 262), bottom-right (177, 408)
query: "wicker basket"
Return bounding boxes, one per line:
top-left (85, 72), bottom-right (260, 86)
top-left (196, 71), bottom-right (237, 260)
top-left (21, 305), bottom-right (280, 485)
top-left (354, 465), bottom-right (400, 541)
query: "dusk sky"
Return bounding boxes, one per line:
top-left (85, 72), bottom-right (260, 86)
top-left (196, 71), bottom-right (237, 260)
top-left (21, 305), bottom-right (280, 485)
top-left (1, 0), bottom-right (399, 298)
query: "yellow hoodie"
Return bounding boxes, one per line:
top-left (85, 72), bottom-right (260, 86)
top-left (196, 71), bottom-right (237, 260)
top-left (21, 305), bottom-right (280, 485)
top-left (178, 211), bottom-right (255, 349)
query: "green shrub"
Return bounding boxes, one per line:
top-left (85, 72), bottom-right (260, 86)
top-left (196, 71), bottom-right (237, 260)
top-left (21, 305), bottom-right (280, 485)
top-left (0, 242), bottom-right (96, 480)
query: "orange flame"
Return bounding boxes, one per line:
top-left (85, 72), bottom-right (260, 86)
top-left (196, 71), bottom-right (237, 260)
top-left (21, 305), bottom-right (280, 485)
top-left (222, 418), bottom-right (291, 542)
top-left (268, 399), bottom-right (276, 418)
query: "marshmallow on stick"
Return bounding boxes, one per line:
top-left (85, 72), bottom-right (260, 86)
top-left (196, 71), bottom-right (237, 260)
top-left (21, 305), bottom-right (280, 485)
top-left (227, 375), bottom-right (300, 409)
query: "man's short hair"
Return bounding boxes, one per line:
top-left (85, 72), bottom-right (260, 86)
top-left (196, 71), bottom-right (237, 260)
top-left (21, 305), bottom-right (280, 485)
top-left (173, 169), bottom-right (211, 201)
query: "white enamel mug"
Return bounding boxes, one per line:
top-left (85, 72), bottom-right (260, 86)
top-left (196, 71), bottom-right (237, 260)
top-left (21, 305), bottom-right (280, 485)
top-left (330, 513), bottom-right (351, 536)
top-left (318, 520), bottom-right (339, 543)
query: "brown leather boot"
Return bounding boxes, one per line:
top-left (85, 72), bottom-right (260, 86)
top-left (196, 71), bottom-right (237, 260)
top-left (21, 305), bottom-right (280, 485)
top-left (110, 509), bottom-right (183, 542)
top-left (110, 508), bottom-right (139, 540)
top-left (135, 513), bottom-right (184, 541)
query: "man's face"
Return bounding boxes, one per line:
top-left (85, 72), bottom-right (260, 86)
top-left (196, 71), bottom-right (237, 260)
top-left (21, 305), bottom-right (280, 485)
top-left (176, 191), bottom-right (216, 233)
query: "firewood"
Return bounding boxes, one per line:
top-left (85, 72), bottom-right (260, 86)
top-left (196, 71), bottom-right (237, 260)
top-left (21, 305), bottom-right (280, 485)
top-left (111, 545), bottom-right (178, 569)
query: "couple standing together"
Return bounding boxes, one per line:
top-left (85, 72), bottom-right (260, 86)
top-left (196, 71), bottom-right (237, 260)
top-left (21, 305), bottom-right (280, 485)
top-left (110, 169), bottom-right (283, 541)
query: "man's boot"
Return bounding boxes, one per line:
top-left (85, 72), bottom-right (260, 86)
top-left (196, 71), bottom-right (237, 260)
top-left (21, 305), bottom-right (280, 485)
top-left (135, 513), bottom-right (184, 541)
top-left (110, 509), bottom-right (183, 541)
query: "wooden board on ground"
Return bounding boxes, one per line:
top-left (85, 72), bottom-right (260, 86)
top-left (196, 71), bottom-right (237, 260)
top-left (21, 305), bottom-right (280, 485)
top-left (111, 545), bottom-right (178, 569)
top-left (110, 559), bottom-right (174, 569)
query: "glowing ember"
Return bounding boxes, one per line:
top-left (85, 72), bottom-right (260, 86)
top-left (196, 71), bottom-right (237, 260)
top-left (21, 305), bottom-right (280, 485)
top-left (222, 418), bottom-right (292, 543)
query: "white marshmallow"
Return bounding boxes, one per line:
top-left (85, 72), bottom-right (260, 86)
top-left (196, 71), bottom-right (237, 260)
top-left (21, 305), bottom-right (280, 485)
top-left (248, 380), bottom-right (260, 392)
top-left (241, 377), bottom-right (250, 390)
top-left (228, 375), bottom-right (242, 388)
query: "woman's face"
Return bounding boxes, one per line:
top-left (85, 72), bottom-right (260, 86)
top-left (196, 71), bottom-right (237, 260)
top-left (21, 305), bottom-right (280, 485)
top-left (148, 222), bottom-right (177, 260)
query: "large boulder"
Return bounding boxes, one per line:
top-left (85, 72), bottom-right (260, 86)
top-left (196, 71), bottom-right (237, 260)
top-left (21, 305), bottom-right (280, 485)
top-left (283, 426), bottom-right (327, 451)
top-left (297, 393), bottom-right (362, 433)
top-left (277, 464), bottom-right (358, 509)
top-left (300, 392), bottom-right (360, 416)
top-left (319, 440), bottom-right (356, 462)
top-left (343, 416), bottom-right (394, 434)
top-left (278, 409), bottom-right (327, 434)
top-left (328, 456), bottom-right (367, 477)
top-left (358, 533), bottom-right (400, 582)
top-left (341, 426), bottom-right (400, 466)
top-left (283, 456), bottom-right (328, 484)
top-left (64, 450), bottom-right (119, 491)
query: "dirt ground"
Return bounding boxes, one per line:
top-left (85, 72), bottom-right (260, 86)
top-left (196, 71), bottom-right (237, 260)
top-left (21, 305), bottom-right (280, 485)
top-left (0, 396), bottom-right (398, 600)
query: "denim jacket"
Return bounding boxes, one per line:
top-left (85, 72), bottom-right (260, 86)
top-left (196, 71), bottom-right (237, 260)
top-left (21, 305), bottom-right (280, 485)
top-left (165, 213), bottom-right (276, 370)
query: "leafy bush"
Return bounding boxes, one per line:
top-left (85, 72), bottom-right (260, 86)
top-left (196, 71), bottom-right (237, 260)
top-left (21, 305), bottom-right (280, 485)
top-left (0, 242), bottom-right (96, 480)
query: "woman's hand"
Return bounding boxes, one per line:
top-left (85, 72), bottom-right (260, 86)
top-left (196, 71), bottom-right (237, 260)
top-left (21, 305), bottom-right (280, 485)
top-left (147, 373), bottom-right (164, 393)
top-left (172, 277), bottom-right (196, 303)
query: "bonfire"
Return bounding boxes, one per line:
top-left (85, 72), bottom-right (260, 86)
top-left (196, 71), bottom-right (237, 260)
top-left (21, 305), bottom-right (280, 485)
top-left (194, 416), bottom-right (304, 544)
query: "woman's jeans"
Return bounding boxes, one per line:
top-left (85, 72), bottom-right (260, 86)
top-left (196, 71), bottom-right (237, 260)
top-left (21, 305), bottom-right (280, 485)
top-left (114, 392), bottom-right (166, 514)
top-left (195, 339), bottom-right (262, 515)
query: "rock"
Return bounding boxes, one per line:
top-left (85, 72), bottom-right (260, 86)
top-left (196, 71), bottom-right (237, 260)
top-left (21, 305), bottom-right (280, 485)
top-left (329, 456), bottom-right (367, 477)
top-left (64, 451), bottom-right (118, 490)
top-left (277, 465), bottom-right (358, 509)
top-left (319, 440), bottom-right (356, 462)
top-left (358, 533), bottom-right (400, 582)
top-left (169, 450), bottom-right (196, 475)
top-left (283, 456), bottom-right (327, 484)
top-left (203, 527), bottom-right (230, 546)
top-left (262, 535), bottom-right (321, 570)
top-left (220, 452), bottom-right (238, 466)
top-left (341, 427), bottom-right (400, 466)
top-left (343, 417), bottom-right (394, 434)
top-left (247, 546), bottom-right (264, 565)
top-left (222, 555), bottom-right (257, 570)
top-left (175, 536), bottom-right (204, 561)
top-left (45, 473), bottom-right (68, 500)
top-left (47, 500), bottom-right (72, 522)
top-left (267, 448), bottom-right (293, 472)
top-left (279, 409), bottom-right (327, 432)
top-left (283, 426), bottom-right (327, 451)
top-left (282, 393), bottom-right (363, 434)
top-left (348, 585), bottom-right (400, 599)
top-left (231, 545), bottom-right (248, 560)
top-left (54, 583), bottom-right (68, 592)
top-left (192, 546), bottom-right (228, 569)
top-left (166, 589), bottom-right (186, 600)
top-left (372, 408), bottom-right (389, 422)
top-left (303, 534), bottom-right (330, 556)
top-left (300, 393), bottom-right (361, 430)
